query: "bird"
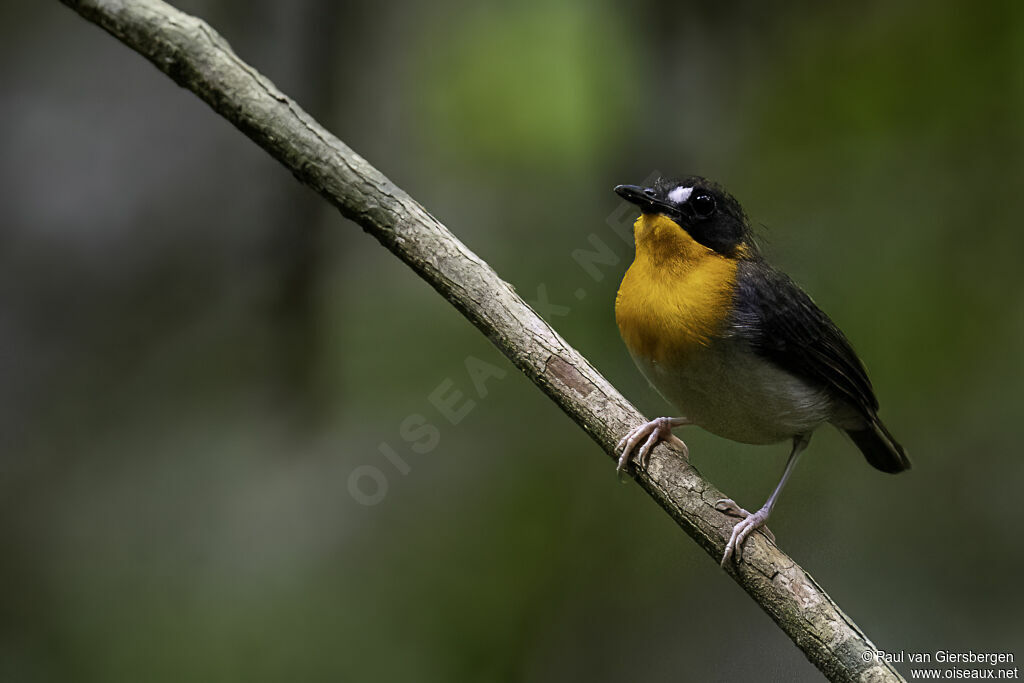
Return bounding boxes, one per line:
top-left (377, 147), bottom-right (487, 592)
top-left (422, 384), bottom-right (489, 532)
top-left (612, 176), bottom-right (909, 566)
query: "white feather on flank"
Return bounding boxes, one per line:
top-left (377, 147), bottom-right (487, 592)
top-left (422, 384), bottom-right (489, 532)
top-left (668, 186), bottom-right (693, 204)
top-left (628, 338), bottom-right (837, 445)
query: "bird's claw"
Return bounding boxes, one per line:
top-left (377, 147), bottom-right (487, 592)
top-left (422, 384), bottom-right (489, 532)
top-left (716, 499), bottom-right (775, 567)
top-left (616, 417), bottom-right (689, 477)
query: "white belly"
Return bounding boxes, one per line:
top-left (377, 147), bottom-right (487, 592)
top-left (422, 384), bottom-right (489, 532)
top-left (632, 340), bottom-right (835, 445)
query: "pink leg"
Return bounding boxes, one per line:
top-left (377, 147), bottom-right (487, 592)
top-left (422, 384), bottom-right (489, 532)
top-left (616, 417), bottom-right (690, 475)
top-left (718, 434), bottom-right (810, 566)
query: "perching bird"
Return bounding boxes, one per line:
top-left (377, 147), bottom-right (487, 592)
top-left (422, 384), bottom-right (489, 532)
top-left (613, 177), bottom-right (909, 566)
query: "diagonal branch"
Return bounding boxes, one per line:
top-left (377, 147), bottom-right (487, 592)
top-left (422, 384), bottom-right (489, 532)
top-left (57, 1), bottom-right (903, 680)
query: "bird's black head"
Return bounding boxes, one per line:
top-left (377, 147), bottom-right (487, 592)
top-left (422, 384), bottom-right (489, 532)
top-left (614, 176), bottom-right (755, 258)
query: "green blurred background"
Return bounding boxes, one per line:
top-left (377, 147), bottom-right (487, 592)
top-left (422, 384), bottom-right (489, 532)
top-left (2, 1), bottom-right (1023, 681)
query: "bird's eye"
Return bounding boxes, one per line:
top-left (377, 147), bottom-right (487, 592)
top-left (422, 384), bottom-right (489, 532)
top-left (691, 194), bottom-right (716, 218)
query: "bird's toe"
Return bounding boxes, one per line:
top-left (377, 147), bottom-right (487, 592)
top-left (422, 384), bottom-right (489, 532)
top-left (719, 505), bottom-right (775, 567)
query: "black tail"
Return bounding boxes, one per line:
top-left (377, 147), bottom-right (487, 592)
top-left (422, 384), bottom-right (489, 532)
top-left (846, 419), bottom-right (911, 474)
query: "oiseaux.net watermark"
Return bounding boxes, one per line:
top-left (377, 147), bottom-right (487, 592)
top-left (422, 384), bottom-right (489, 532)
top-left (347, 171), bottom-right (662, 506)
top-left (863, 649), bottom-right (1018, 680)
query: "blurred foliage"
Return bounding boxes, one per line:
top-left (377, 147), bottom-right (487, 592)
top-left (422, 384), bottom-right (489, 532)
top-left (416, 0), bottom-right (640, 172)
top-left (1, 0), bottom-right (1023, 681)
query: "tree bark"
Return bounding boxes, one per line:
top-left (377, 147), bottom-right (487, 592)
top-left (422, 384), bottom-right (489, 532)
top-left (57, 1), bottom-right (904, 680)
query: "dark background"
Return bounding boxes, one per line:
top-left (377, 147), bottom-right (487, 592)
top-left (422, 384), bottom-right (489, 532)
top-left (3, 1), bottom-right (1022, 681)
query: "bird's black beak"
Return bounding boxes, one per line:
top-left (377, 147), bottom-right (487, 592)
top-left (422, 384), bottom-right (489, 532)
top-left (614, 184), bottom-right (668, 214)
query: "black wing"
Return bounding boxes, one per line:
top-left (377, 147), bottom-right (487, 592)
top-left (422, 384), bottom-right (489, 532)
top-left (731, 259), bottom-right (879, 416)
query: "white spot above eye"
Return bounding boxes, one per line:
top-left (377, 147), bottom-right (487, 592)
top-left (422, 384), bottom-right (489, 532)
top-left (668, 186), bottom-right (693, 204)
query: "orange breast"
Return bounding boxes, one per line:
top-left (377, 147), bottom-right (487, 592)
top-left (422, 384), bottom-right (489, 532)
top-left (615, 214), bottom-right (738, 366)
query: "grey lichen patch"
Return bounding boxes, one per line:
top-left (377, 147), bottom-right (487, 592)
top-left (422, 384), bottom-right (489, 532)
top-left (645, 450), bottom-right (698, 498)
top-left (774, 565), bottom-right (824, 612)
top-left (860, 665), bottom-right (897, 683)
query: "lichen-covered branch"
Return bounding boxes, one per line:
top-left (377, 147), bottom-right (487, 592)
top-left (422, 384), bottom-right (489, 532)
top-left (57, 1), bottom-right (904, 680)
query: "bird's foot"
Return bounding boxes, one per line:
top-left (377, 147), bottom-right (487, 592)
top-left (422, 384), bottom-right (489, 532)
top-left (716, 499), bottom-right (775, 566)
top-left (616, 417), bottom-right (689, 476)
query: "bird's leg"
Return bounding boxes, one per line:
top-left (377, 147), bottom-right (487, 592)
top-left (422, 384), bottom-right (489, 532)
top-left (714, 499), bottom-right (776, 544)
top-left (719, 434), bottom-right (811, 567)
top-left (616, 417), bottom-right (691, 475)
